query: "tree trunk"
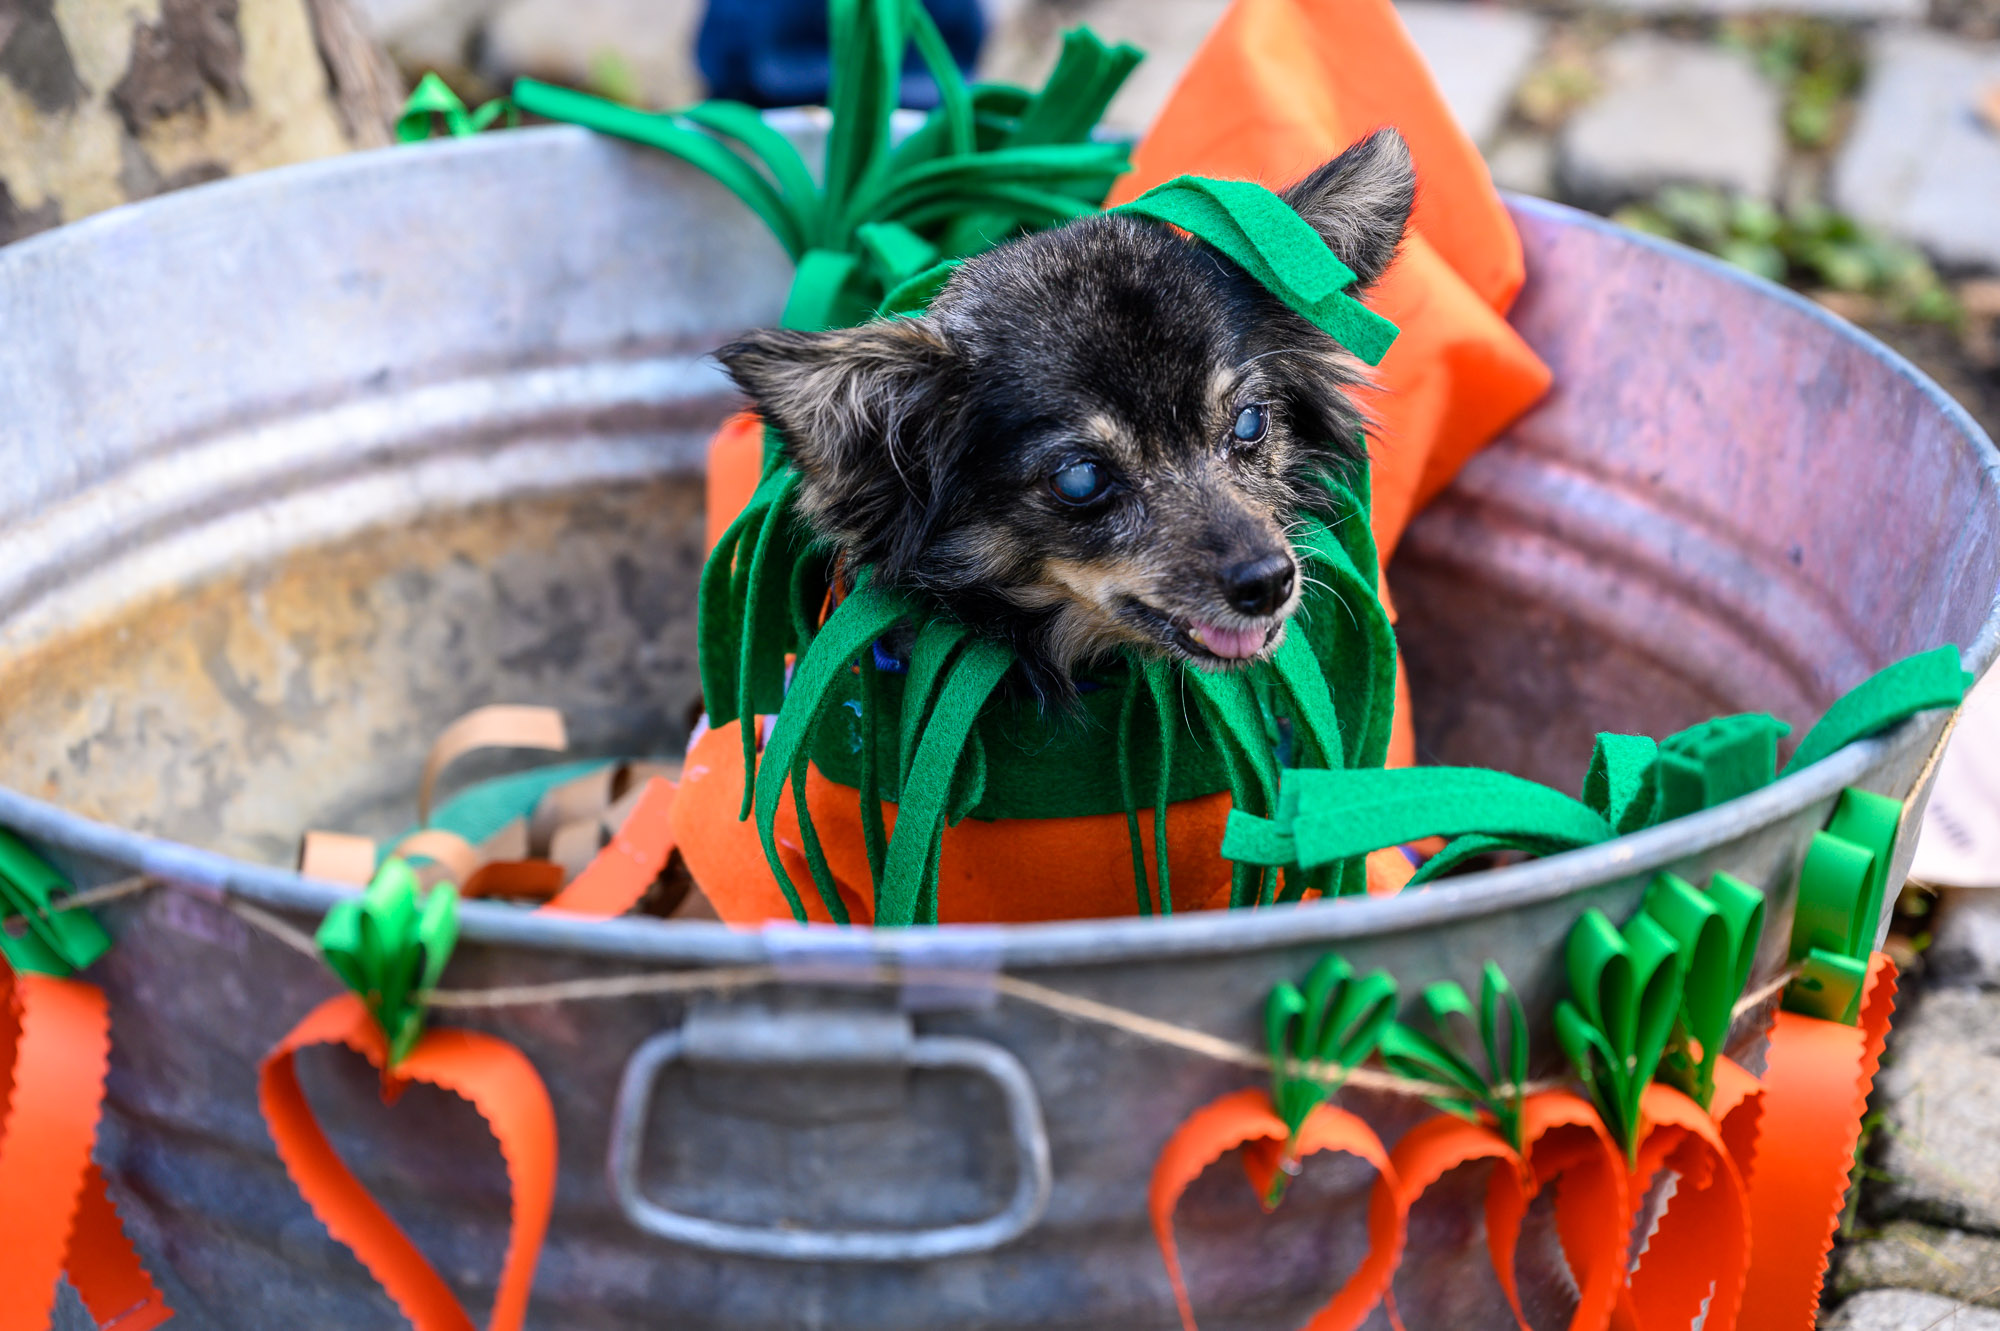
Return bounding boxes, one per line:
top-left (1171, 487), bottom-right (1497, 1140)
top-left (0, 0), bottom-right (402, 245)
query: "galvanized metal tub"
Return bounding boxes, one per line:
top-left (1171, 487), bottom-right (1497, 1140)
top-left (1, 124), bottom-right (1996, 1331)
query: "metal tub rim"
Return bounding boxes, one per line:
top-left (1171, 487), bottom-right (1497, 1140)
top-left (2, 137), bottom-right (1995, 970)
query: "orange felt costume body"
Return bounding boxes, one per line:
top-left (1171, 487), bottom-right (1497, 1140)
top-left (674, 0), bottom-right (1551, 926)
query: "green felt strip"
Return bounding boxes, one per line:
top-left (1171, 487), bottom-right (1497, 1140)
top-left (1582, 732), bottom-right (1660, 834)
top-left (1115, 178), bottom-right (1400, 365)
top-left (1784, 645), bottom-right (1971, 775)
top-left (0, 829), bottom-right (111, 977)
top-left (1653, 713), bottom-right (1789, 823)
top-left (875, 637), bottom-right (1012, 925)
top-left (783, 248), bottom-right (866, 331)
top-left (512, 80), bottom-right (809, 259)
top-left (1226, 767), bottom-right (1613, 871)
top-left (754, 579), bottom-right (910, 921)
top-left (682, 100), bottom-right (823, 238)
top-left (1556, 907), bottom-right (1685, 1163)
top-left (316, 858), bottom-right (459, 1065)
top-left (1643, 872), bottom-right (1763, 1108)
top-left (1380, 962), bottom-right (1529, 1150)
top-left (1263, 954), bottom-right (1397, 1203)
top-left (1784, 786), bottom-right (1902, 1022)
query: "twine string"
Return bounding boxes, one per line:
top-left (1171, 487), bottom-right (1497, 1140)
top-left (43, 877), bottom-right (1803, 1109)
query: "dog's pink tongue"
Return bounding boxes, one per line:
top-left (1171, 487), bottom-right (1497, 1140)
top-left (1191, 621), bottom-right (1266, 660)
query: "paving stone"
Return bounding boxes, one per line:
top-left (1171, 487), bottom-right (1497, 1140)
top-left (1874, 987), bottom-right (2000, 1232)
top-left (1834, 29), bottom-right (2000, 272)
top-left (1927, 889), bottom-right (2000, 986)
top-left (981, 0), bottom-right (1543, 145)
top-left (1559, 33), bottom-right (1783, 205)
top-left (1394, 2), bottom-right (1547, 148)
top-left (484, 0), bottom-right (704, 108)
top-left (1601, 0), bottom-right (1921, 17)
top-left (1828, 1289), bottom-right (2000, 1330)
top-left (1837, 1221), bottom-right (2000, 1306)
top-left (977, 0), bottom-right (1229, 136)
top-left (1486, 131), bottom-right (1556, 197)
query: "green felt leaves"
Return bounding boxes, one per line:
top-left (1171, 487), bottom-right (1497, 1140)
top-left (1330, 647), bottom-right (1965, 889)
top-left (396, 72), bottom-right (516, 142)
top-left (1380, 962), bottom-right (1530, 1152)
top-left (1224, 766), bottom-right (1613, 878)
top-left (1784, 787), bottom-right (1901, 1023)
top-left (1555, 907), bottom-right (1685, 1165)
top-left (1644, 872), bottom-right (1764, 1108)
top-left (1115, 178), bottom-right (1399, 365)
top-left (0, 831), bottom-right (111, 978)
top-left (514, 3), bottom-right (1139, 328)
top-left (316, 858), bottom-right (459, 1066)
top-left (1264, 955), bottom-right (1397, 1205)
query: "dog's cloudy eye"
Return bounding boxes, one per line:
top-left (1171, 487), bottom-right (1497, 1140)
top-left (1233, 404), bottom-right (1269, 443)
top-left (1050, 460), bottom-right (1109, 505)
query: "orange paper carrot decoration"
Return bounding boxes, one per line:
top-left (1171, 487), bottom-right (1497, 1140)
top-left (1373, 1090), bottom-right (1628, 1331)
top-left (0, 964), bottom-right (171, 1331)
top-left (1150, 1087), bottom-right (1405, 1331)
top-left (259, 995), bottom-right (556, 1331)
top-left (1618, 1084), bottom-right (1752, 1331)
top-left (1737, 953), bottom-right (1898, 1328)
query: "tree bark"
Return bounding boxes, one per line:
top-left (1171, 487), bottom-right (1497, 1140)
top-left (0, 0), bottom-right (402, 245)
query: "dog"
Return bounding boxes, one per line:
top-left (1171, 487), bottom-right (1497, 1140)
top-left (716, 128), bottom-right (1416, 706)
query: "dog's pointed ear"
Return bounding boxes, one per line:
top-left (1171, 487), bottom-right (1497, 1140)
top-left (716, 317), bottom-right (959, 566)
top-left (1280, 128), bottom-right (1416, 291)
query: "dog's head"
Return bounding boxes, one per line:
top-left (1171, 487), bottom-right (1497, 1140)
top-left (717, 129), bottom-right (1416, 700)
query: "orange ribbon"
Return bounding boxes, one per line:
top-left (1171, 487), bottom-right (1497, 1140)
top-left (258, 995), bottom-right (556, 1331)
top-left (1619, 1084), bottom-right (1753, 1331)
top-left (1373, 1090), bottom-right (1628, 1331)
top-left (0, 963), bottom-right (171, 1330)
top-left (542, 776), bottom-right (677, 916)
top-left (260, 779), bottom-right (680, 1329)
top-left (1150, 1086), bottom-right (1405, 1331)
top-left (1738, 953), bottom-right (1898, 1328)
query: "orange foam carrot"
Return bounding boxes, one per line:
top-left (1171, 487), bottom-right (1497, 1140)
top-left (1619, 1084), bottom-right (1752, 1331)
top-left (1151, 1086), bottom-right (1404, 1331)
top-left (1737, 954), bottom-right (1898, 1328)
top-left (543, 775), bottom-right (678, 916)
top-left (0, 965), bottom-right (170, 1330)
top-left (258, 995), bottom-right (556, 1331)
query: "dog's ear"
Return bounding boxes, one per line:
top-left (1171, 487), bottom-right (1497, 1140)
top-left (715, 317), bottom-right (960, 567)
top-left (1280, 128), bottom-right (1416, 291)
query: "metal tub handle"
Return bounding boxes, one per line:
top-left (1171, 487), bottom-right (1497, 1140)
top-left (607, 1005), bottom-right (1053, 1261)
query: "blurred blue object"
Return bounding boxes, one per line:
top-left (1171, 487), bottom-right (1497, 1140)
top-left (697, 0), bottom-right (984, 109)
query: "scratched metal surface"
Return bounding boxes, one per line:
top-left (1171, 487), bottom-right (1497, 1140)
top-left (1, 125), bottom-right (1996, 1330)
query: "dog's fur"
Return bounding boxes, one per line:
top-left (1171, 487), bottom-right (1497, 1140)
top-left (717, 129), bottom-right (1417, 704)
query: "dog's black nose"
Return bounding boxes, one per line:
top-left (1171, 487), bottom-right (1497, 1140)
top-left (1222, 554), bottom-right (1295, 616)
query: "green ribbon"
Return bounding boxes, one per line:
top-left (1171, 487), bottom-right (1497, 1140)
top-left (1114, 177), bottom-right (1400, 365)
top-left (1554, 907), bottom-right (1686, 1164)
top-left (1254, 647), bottom-right (1968, 890)
top-left (1223, 767), bottom-right (1613, 873)
top-left (396, 71), bottom-right (517, 142)
top-left (0, 830), bottom-right (111, 978)
top-left (1264, 954), bottom-right (1398, 1206)
top-left (1784, 786), bottom-right (1902, 1023)
top-left (1379, 961), bottom-right (1530, 1153)
top-left (513, 3), bottom-right (1139, 322)
top-left (1783, 645), bottom-right (1972, 775)
top-left (316, 858), bottom-right (460, 1066)
top-left (1641, 872), bottom-right (1763, 1108)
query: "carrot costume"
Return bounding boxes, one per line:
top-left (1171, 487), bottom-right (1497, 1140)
top-left (672, 0), bottom-right (1551, 926)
